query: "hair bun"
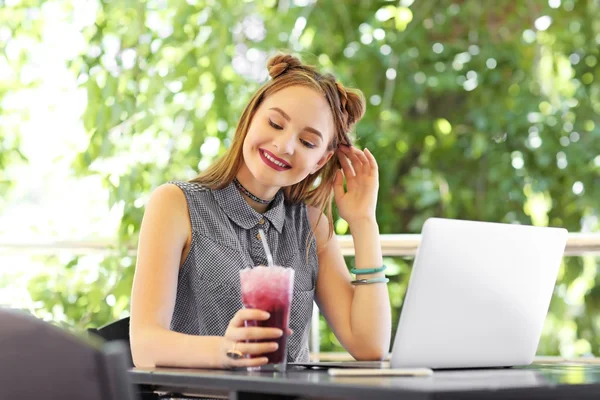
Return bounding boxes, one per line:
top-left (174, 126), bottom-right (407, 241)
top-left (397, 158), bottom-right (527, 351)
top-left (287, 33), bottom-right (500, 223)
top-left (267, 54), bottom-right (303, 79)
top-left (335, 81), bottom-right (365, 131)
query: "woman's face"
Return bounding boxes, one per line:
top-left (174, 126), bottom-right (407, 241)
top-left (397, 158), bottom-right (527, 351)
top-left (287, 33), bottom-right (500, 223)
top-left (242, 85), bottom-right (335, 189)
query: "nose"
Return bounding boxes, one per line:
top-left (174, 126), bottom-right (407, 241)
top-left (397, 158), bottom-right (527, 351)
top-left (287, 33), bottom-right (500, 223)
top-left (272, 131), bottom-right (295, 155)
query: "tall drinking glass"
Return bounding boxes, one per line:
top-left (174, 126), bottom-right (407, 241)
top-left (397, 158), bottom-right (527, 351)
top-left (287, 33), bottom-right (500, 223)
top-left (239, 265), bottom-right (294, 372)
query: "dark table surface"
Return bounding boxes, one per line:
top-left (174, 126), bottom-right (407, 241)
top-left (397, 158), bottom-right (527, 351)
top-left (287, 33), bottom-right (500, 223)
top-left (130, 362), bottom-right (600, 399)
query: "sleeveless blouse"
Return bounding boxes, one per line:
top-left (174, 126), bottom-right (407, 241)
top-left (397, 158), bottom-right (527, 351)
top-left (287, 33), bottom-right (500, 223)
top-left (168, 180), bottom-right (319, 362)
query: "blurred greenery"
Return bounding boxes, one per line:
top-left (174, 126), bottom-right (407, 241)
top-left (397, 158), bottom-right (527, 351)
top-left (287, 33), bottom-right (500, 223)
top-left (0, 1), bottom-right (34, 208)
top-left (2, 0), bottom-right (600, 356)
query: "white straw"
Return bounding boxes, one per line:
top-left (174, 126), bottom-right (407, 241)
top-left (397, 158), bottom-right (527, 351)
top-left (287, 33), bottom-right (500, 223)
top-left (258, 228), bottom-right (273, 267)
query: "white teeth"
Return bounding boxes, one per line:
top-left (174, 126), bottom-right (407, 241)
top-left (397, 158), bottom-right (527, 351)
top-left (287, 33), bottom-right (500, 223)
top-left (263, 151), bottom-right (289, 168)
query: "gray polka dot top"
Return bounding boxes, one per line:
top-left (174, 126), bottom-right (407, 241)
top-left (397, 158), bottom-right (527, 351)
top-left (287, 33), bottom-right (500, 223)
top-left (168, 180), bottom-right (318, 362)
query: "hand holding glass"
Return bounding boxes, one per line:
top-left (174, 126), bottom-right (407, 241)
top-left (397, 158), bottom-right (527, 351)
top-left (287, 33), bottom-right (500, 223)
top-left (240, 265), bottom-right (294, 371)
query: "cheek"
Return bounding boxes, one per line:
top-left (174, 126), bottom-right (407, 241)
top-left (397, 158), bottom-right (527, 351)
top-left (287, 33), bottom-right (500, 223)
top-left (243, 129), bottom-right (259, 151)
top-left (297, 154), bottom-right (323, 172)
top-left (244, 125), bottom-right (265, 147)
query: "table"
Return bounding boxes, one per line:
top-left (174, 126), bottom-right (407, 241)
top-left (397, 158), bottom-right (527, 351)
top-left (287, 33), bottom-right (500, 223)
top-left (130, 361), bottom-right (600, 399)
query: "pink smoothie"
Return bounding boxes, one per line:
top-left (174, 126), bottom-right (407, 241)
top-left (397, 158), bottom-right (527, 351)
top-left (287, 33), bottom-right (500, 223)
top-left (240, 266), bottom-right (294, 364)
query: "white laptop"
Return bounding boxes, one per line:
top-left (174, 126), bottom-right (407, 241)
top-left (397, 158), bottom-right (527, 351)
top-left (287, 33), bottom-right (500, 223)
top-left (292, 218), bottom-right (568, 370)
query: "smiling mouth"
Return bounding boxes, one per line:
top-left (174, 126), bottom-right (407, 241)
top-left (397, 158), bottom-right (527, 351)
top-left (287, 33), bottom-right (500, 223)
top-left (259, 149), bottom-right (292, 170)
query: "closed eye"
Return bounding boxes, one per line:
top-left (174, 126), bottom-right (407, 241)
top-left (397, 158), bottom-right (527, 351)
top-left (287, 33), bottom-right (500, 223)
top-left (300, 139), bottom-right (315, 149)
top-left (270, 119), bottom-right (316, 149)
top-left (269, 119), bottom-right (283, 130)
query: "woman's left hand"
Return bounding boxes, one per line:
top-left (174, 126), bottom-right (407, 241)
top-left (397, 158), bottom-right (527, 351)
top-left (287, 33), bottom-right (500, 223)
top-left (333, 145), bottom-right (379, 226)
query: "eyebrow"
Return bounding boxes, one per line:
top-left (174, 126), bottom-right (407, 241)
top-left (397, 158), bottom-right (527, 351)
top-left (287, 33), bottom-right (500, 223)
top-left (269, 107), bottom-right (323, 140)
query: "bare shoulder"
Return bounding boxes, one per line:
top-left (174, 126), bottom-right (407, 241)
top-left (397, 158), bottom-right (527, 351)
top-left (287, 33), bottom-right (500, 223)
top-left (142, 183), bottom-right (191, 236)
top-left (147, 183), bottom-right (188, 210)
top-left (151, 182), bottom-right (187, 199)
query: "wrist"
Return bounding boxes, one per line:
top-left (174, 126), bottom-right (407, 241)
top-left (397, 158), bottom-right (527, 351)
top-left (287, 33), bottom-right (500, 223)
top-left (348, 217), bottom-right (378, 232)
top-left (215, 336), bottom-right (228, 369)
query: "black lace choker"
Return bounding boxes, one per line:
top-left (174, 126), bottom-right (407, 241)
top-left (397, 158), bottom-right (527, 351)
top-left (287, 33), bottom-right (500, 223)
top-left (233, 178), bottom-right (273, 205)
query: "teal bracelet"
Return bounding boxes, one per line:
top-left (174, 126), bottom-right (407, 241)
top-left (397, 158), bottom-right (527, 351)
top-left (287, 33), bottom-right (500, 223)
top-left (351, 277), bottom-right (390, 285)
top-left (350, 264), bottom-right (387, 275)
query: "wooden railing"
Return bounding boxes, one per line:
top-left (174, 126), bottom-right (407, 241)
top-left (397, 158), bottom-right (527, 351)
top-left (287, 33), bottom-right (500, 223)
top-left (1, 233), bottom-right (599, 255)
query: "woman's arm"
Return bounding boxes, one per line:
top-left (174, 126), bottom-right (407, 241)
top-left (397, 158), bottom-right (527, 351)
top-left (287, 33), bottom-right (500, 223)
top-left (310, 207), bottom-right (391, 361)
top-left (130, 184), bottom-right (221, 367)
top-left (346, 216), bottom-right (391, 355)
top-left (310, 145), bottom-right (391, 360)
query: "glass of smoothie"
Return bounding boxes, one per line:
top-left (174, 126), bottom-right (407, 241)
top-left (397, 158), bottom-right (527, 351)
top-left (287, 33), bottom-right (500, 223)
top-left (239, 265), bottom-right (295, 372)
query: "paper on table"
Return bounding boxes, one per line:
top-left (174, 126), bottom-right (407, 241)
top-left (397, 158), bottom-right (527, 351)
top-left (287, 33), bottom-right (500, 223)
top-left (328, 368), bottom-right (433, 377)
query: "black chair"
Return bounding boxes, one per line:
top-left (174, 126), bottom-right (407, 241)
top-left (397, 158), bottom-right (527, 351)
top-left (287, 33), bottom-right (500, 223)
top-left (88, 317), bottom-right (133, 366)
top-left (89, 317), bottom-right (161, 400)
top-left (0, 307), bottom-right (138, 400)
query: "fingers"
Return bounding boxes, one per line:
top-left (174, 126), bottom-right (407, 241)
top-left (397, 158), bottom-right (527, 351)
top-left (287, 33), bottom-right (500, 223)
top-left (354, 148), bottom-right (370, 175)
top-left (222, 328), bottom-right (284, 368)
top-left (338, 145), bottom-right (371, 176)
top-left (227, 326), bottom-right (284, 342)
top-left (229, 309), bottom-right (271, 328)
top-left (364, 148), bottom-right (378, 175)
top-left (337, 148), bottom-right (356, 179)
top-left (228, 356), bottom-right (270, 369)
top-left (223, 309), bottom-right (294, 369)
top-left (342, 145), bottom-right (367, 175)
top-left (333, 168), bottom-right (345, 200)
top-left (236, 340), bottom-right (280, 356)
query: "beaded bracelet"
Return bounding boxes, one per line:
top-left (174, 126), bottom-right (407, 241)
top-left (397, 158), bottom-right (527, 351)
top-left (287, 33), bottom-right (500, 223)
top-left (351, 277), bottom-right (390, 285)
top-left (350, 264), bottom-right (387, 275)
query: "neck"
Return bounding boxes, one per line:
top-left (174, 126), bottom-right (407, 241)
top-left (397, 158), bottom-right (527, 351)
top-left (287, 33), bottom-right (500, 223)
top-left (234, 168), bottom-right (279, 213)
top-left (239, 191), bottom-right (270, 214)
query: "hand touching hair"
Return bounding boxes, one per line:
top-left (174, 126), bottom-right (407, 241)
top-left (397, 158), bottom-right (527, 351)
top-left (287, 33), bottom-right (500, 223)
top-left (191, 53), bottom-right (367, 244)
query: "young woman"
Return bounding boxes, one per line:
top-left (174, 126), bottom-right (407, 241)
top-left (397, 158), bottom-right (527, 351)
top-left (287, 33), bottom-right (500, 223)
top-left (130, 54), bottom-right (391, 369)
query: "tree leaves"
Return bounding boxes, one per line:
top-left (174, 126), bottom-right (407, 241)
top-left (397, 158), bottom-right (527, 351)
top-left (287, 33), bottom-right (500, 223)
top-left (4, 0), bottom-right (599, 355)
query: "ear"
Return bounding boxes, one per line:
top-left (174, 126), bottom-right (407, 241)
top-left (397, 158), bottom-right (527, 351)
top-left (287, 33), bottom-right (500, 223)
top-left (310, 150), bottom-right (334, 175)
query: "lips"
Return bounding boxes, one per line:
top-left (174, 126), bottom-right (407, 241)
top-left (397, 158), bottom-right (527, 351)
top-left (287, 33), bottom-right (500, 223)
top-left (259, 148), bottom-right (292, 171)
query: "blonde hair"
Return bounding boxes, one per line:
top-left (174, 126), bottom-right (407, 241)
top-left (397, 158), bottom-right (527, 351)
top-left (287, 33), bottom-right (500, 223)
top-left (191, 54), bottom-right (366, 251)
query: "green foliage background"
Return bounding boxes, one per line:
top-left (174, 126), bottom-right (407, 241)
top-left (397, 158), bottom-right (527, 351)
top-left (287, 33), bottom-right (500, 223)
top-left (2, 0), bottom-right (600, 355)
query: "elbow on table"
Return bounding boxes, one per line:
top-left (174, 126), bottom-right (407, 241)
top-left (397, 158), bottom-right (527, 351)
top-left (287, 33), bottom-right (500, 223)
top-left (130, 333), bottom-right (157, 368)
top-left (132, 353), bottom-right (156, 368)
top-left (351, 346), bottom-right (388, 362)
